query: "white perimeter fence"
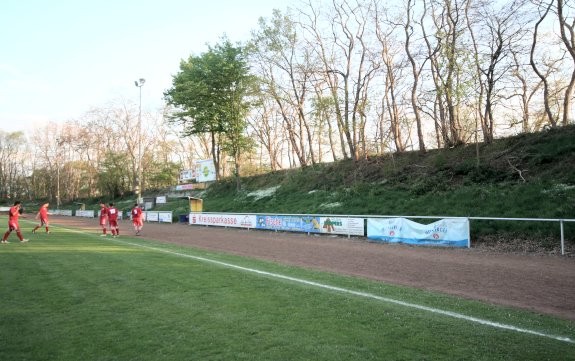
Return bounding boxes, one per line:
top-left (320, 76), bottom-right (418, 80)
top-left (49, 209), bottom-right (173, 223)
top-left (189, 212), bottom-right (575, 256)
top-left (5, 207), bottom-right (571, 254)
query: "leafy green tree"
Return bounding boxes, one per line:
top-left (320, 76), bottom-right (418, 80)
top-left (97, 152), bottom-right (130, 199)
top-left (147, 160), bottom-right (180, 190)
top-left (164, 36), bottom-right (255, 188)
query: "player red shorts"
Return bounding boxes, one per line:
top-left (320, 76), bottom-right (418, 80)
top-left (100, 218), bottom-right (107, 226)
top-left (132, 218), bottom-right (143, 227)
top-left (8, 221), bottom-right (19, 231)
top-left (109, 220), bottom-right (118, 228)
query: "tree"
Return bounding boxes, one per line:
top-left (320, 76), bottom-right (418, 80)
top-left (404, 0), bottom-right (427, 153)
top-left (165, 37), bottom-right (255, 187)
top-left (466, 0), bottom-right (530, 143)
top-left (97, 152), bottom-right (130, 199)
top-left (557, 0), bottom-right (575, 125)
top-left (530, 0), bottom-right (558, 127)
top-left (249, 10), bottom-right (316, 167)
top-left (0, 131), bottom-right (27, 200)
top-left (299, 0), bottom-right (381, 160)
top-left (246, 95), bottom-right (285, 170)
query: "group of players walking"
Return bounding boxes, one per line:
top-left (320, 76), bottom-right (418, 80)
top-left (99, 202), bottom-right (144, 237)
top-left (1, 201), bottom-right (49, 243)
top-left (1, 201), bottom-right (144, 243)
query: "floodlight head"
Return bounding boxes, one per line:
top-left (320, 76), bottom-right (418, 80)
top-left (139, 78), bottom-right (146, 85)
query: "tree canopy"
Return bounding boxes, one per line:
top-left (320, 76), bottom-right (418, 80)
top-left (164, 37), bottom-right (255, 184)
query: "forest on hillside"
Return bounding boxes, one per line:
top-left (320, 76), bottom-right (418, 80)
top-left (2, 0), bottom-right (575, 205)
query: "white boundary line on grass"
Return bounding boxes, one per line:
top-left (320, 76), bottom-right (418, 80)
top-left (114, 239), bottom-right (574, 344)
top-left (60, 226), bottom-right (574, 345)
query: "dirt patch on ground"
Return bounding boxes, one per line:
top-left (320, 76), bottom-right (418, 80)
top-left (50, 216), bottom-right (575, 321)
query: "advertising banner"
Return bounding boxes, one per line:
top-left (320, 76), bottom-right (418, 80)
top-left (140, 211), bottom-right (172, 223)
top-left (256, 215), bottom-right (321, 233)
top-left (367, 218), bottom-right (469, 247)
top-left (179, 169), bottom-right (196, 182)
top-left (51, 209), bottom-right (73, 216)
top-left (75, 210), bottom-right (95, 218)
top-left (158, 212), bottom-right (172, 223)
top-left (190, 213), bottom-right (257, 228)
top-left (145, 212), bottom-right (159, 222)
top-left (174, 184), bottom-right (193, 191)
top-left (319, 217), bottom-right (365, 236)
top-left (156, 196), bottom-right (167, 204)
top-left (195, 159), bottom-right (217, 182)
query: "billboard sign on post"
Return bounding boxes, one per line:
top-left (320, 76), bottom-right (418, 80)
top-left (195, 159), bottom-right (217, 182)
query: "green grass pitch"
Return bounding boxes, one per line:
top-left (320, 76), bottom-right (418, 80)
top-left (1, 218), bottom-right (574, 360)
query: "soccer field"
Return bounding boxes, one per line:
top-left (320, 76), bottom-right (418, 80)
top-left (1, 220), bottom-right (574, 360)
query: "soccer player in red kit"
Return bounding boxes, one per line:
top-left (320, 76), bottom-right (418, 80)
top-left (32, 203), bottom-right (50, 234)
top-left (99, 202), bottom-right (109, 236)
top-left (108, 202), bottom-right (120, 237)
top-left (2, 201), bottom-right (29, 243)
top-left (131, 203), bottom-right (144, 235)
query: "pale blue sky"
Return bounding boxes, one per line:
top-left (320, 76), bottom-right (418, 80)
top-left (0, 0), bottom-right (293, 132)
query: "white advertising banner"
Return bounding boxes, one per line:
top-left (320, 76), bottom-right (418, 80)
top-left (158, 212), bottom-right (172, 223)
top-left (190, 213), bottom-right (257, 229)
top-left (75, 210), bottom-right (95, 218)
top-left (319, 217), bottom-right (365, 236)
top-left (195, 159), bottom-right (217, 182)
top-left (367, 218), bottom-right (469, 248)
top-left (145, 212), bottom-right (159, 222)
top-left (51, 209), bottom-right (73, 216)
top-left (179, 169), bottom-right (196, 182)
top-left (156, 196), bottom-right (167, 204)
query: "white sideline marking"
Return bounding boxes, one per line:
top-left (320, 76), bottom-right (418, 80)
top-left (62, 227), bottom-right (575, 344)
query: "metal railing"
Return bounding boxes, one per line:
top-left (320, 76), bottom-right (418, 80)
top-left (365, 215), bottom-right (575, 256)
top-left (190, 212), bottom-right (575, 256)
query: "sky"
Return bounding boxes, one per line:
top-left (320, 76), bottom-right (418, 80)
top-left (0, 0), bottom-right (294, 133)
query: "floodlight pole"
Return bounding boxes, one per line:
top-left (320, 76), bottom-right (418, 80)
top-left (134, 78), bottom-right (145, 204)
top-left (56, 138), bottom-right (61, 209)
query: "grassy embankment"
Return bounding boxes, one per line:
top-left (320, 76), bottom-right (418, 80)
top-left (190, 126), bottom-right (575, 251)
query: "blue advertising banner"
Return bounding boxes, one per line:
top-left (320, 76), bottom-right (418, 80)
top-left (256, 215), bottom-right (321, 233)
top-left (367, 218), bottom-right (469, 247)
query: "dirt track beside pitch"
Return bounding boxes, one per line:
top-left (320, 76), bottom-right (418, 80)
top-left (50, 216), bottom-right (575, 321)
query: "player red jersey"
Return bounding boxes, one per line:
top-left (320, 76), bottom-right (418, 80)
top-left (99, 204), bottom-right (108, 226)
top-left (100, 205), bottom-right (108, 219)
top-left (107, 205), bottom-right (119, 230)
top-left (131, 206), bottom-right (143, 227)
top-left (8, 206), bottom-right (20, 228)
top-left (131, 206), bottom-right (141, 220)
top-left (2, 202), bottom-right (26, 242)
top-left (39, 206), bottom-right (48, 220)
top-left (108, 206), bottom-right (119, 222)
